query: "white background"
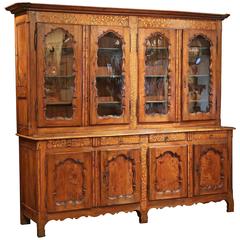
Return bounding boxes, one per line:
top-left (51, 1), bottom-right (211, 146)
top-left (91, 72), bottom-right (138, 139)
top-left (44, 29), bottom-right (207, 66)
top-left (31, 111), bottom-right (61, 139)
top-left (0, 0), bottom-right (240, 239)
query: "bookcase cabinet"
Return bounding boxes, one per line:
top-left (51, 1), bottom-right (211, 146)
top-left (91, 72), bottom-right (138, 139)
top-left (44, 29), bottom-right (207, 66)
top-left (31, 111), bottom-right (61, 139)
top-left (6, 2), bottom-right (233, 237)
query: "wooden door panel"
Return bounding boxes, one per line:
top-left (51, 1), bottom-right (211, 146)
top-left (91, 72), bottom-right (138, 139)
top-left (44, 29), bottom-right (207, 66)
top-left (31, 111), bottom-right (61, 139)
top-left (182, 29), bottom-right (217, 121)
top-left (149, 145), bottom-right (188, 200)
top-left (47, 151), bottom-right (92, 212)
top-left (90, 26), bottom-right (130, 125)
top-left (138, 28), bottom-right (176, 123)
top-left (193, 143), bottom-right (228, 196)
top-left (100, 148), bottom-right (140, 206)
top-left (37, 23), bottom-right (82, 127)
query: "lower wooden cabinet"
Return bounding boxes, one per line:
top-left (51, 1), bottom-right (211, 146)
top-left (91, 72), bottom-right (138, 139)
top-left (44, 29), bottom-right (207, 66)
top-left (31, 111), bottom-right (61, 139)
top-left (47, 151), bottom-right (93, 212)
top-left (148, 145), bottom-right (188, 200)
top-left (99, 148), bottom-right (141, 206)
top-left (18, 129), bottom-right (233, 237)
top-left (193, 143), bottom-right (228, 196)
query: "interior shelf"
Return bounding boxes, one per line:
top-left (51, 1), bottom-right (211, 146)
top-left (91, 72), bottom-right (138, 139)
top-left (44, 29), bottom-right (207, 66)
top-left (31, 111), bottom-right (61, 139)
top-left (46, 101), bottom-right (72, 105)
top-left (189, 74), bottom-right (209, 77)
top-left (145, 75), bottom-right (167, 78)
top-left (45, 75), bottom-right (75, 79)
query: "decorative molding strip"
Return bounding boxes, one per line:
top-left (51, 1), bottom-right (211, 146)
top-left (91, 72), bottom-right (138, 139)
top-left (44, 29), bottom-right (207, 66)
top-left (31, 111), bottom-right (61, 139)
top-left (47, 138), bottom-right (91, 149)
top-left (138, 17), bottom-right (218, 30)
top-left (36, 12), bottom-right (129, 26)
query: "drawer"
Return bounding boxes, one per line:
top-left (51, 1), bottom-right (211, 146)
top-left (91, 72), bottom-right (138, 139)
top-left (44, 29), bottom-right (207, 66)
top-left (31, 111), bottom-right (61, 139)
top-left (100, 135), bottom-right (140, 146)
top-left (149, 133), bottom-right (187, 143)
top-left (192, 131), bottom-right (227, 141)
top-left (46, 138), bottom-right (92, 149)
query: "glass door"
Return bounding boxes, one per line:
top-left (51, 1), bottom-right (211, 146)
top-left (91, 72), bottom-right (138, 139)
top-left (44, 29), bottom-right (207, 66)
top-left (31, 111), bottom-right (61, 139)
top-left (182, 30), bottom-right (217, 121)
top-left (138, 29), bottom-right (176, 123)
top-left (37, 23), bottom-right (82, 127)
top-left (90, 26), bottom-right (130, 125)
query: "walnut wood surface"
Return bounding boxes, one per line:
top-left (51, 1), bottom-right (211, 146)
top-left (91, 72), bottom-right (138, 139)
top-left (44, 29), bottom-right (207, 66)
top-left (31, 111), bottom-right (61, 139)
top-left (6, 3), bottom-right (233, 237)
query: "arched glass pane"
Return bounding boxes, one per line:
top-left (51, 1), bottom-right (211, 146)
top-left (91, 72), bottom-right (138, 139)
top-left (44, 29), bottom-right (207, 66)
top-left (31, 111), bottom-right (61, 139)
top-left (44, 28), bottom-right (75, 119)
top-left (144, 34), bottom-right (169, 115)
top-left (188, 35), bottom-right (211, 113)
top-left (96, 32), bottom-right (124, 117)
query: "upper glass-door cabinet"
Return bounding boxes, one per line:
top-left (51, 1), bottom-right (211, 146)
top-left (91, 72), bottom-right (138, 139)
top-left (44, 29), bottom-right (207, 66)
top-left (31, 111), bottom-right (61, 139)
top-left (182, 30), bottom-right (217, 121)
top-left (37, 24), bottom-right (82, 127)
top-left (90, 26), bottom-right (130, 125)
top-left (138, 29), bottom-right (176, 123)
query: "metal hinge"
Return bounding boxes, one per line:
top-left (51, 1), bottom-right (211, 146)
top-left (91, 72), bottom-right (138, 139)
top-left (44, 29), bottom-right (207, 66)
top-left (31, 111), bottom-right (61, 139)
top-left (34, 24), bottom-right (38, 50)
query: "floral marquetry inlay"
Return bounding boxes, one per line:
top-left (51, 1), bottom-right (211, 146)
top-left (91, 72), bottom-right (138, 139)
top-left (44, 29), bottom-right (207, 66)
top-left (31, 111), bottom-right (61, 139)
top-left (36, 12), bottom-right (129, 26)
top-left (47, 138), bottom-right (91, 149)
top-left (138, 17), bottom-right (217, 30)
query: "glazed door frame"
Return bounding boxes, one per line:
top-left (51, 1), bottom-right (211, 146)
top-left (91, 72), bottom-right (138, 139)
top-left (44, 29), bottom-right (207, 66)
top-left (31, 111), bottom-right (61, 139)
top-left (182, 29), bottom-right (218, 121)
top-left (148, 144), bottom-right (188, 200)
top-left (98, 147), bottom-right (141, 206)
top-left (46, 150), bottom-right (93, 212)
top-left (37, 23), bottom-right (83, 127)
top-left (193, 142), bottom-right (228, 196)
top-left (89, 26), bottom-right (130, 125)
top-left (138, 28), bottom-right (177, 123)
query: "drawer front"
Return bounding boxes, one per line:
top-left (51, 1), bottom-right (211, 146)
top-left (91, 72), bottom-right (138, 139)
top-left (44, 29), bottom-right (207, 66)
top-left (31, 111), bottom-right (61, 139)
top-left (46, 138), bottom-right (92, 149)
top-left (100, 135), bottom-right (140, 146)
top-left (192, 131), bottom-right (227, 141)
top-left (149, 133), bottom-right (187, 143)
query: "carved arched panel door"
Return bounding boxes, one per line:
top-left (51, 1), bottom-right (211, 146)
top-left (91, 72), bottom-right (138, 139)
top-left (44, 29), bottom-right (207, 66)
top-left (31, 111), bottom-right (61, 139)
top-left (37, 23), bottom-right (82, 127)
top-left (90, 26), bottom-right (130, 125)
top-left (138, 29), bottom-right (176, 123)
top-left (149, 145), bottom-right (188, 200)
top-left (182, 30), bottom-right (218, 121)
top-left (47, 151), bottom-right (93, 212)
top-left (99, 148), bottom-right (140, 206)
top-left (193, 143), bottom-right (228, 196)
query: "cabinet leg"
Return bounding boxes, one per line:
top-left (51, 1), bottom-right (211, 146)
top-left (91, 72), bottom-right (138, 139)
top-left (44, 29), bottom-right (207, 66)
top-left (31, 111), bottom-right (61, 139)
top-left (37, 222), bottom-right (46, 238)
top-left (136, 210), bottom-right (148, 223)
top-left (226, 197), bottom-right (234, 212)
top-left (20, 211), bottom-right (30, 225)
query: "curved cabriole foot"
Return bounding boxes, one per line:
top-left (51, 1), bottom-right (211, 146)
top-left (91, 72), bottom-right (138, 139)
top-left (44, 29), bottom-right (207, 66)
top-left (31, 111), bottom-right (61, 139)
top-left (226, 197), bottom-right (234, 212)
top-left (136, 210), bottom-right (148, 223)
top-left (37, 222), bottom-right (46, 238)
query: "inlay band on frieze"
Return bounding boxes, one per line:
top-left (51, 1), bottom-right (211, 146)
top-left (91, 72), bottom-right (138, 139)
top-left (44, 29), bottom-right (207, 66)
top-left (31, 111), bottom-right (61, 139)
top-left (36, 12), bottom-right (129, 26)
top-left (138, 17), bottom-right (217, 30)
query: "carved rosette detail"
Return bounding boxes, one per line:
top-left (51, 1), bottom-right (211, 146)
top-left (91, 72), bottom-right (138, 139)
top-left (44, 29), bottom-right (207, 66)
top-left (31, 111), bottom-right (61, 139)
top-left (37, 12), bottom-right (129, 26)
top-left (47, 138), bottom-right (91, 148)
top-left (138, 17), bottom-right (217, 30)
top-left (199, 148), bottom-right (224, 191)
top-left (53, 158), bottom-right (86, 207)
top-left (155, 151), bottom-right (182, 194)
top-left (104, 153), bottom-right (136, 199)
